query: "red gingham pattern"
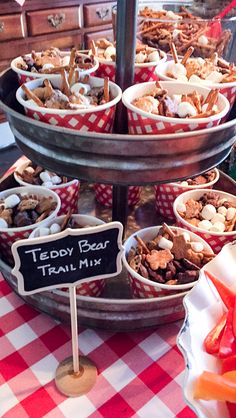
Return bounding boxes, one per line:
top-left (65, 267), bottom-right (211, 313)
top-left (128, 274), bottom-right (181, 299)
top-left (220, 85), bottom-right (236, 109)
top-left (95, 62), bottom-right (158, 84)
top-left (154, 182), bottom-right (215, 220)
top-left (54, 180), bottom-right (80, 216)
top-left (18, 74), bottom-right (36, 84)
top-left (176, 219), bottom-right (236, 254)
top-left (0, 228), bottom-right (39, 266)
top-left (94, 184), bottom-right (141, 207)
top-left (62, 279), bottom-right (105, 297)
top-left (25, 106), bottom-right (116, 133)
top-left (0, 273), bottom-right (196, 418)
top-left (127, 109), bottom-right (219, 135)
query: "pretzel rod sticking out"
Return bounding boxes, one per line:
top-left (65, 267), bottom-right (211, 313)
top-left (60, 210), bottom-right (72, 231)
top-left (69, 47), bottom-right (76, 68)
top-left (181, 46), bottom-right (194, 66)
top-left (103, 77), bottom-right (109, 102)
top-left (68, 65), bottom-right (75, 86)
top-left (21, 84), bottom-right (44, 107)
top-left (60, 69), bottom-right (71, 97)
top-left (169, 42), bottom-right (178, 64)
top-left (43, 79), bottom-right (54, 97)
top-left (90, 40), bottom-right (97, 56)
top-left (206, 89), bottom-right (218, 112)
top-left (134, 235), bottom-right (151, 254)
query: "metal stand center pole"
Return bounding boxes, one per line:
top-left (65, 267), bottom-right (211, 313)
top-left (112, 0), bottom-right (138, 233)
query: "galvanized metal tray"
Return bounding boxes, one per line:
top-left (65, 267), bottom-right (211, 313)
top-left (0, 171), bottom-right (235, 330)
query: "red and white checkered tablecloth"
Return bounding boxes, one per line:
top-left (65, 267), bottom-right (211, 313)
top-left (0, 274), bottom-right (196, 418)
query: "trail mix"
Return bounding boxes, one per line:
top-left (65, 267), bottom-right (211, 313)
top-left (16, 47), bottom-right (96, 74)
top-left (127, 223), bottom-right (214, 285)
top-left (22, 73), bottom-right (111, 110)
top-left (36, 212), bottom-right (100, 237)
top-left (0, 193), bottom-right (57, 228)
top-left (16, 162), bottom-right (69, 188)
top-left (132, 81), bottom-right (220, 118)
top-left (176, 170), bottom-right (216, 186)
top-left (176, 191), bottom-right (236, 232)
top-left (137, 6), bottom-right (232, 58)
top-left (166, 43), bottom-right (236, 84)
top-left (90, 38), bottom-right (164, 63)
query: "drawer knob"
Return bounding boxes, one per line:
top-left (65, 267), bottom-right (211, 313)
top-left (47, 13), bottom-right (65, 28)
top-left (0, 21), bottom-right (4, 33)
top-left (96, 7), bottom-right (110, 20)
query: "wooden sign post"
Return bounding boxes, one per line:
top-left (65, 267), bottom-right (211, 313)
top-left (11, 221), bottom-right (124, 397)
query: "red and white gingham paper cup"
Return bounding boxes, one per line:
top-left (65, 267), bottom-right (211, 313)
top-left (11, 52), bottom-right (99, 85)
top-left (173, 189), bottom-right (236, 254)
top-left (95, 51), bottom-right (167, 83)
top-left (16, 75), bottom-right (122, 133)
top-left (123, 225), bottom-right (213, 299)
top-left (29, 214), bottom-right (105, 297)
top-left (122, 80), bottom-right (230, 135)
top-left (155, 168), bottom-right (219, 220)
top-left (0, 186), bottom-right (61, 266)
top-left (94, 183), bottom-right (141, 207)
top-left (14, 161), bottom-right (80, 216)
top-left (156, 60), bottom-right (236, 111)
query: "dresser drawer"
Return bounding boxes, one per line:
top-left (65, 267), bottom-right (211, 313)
top-left (27, 6), bottom-right (81, 36)
top-left (84, 29), bottom-right (113, 48)
top-left (0, 14), bottom-right (23, 41)
top-left (83, 2), bottom-right (116, 28)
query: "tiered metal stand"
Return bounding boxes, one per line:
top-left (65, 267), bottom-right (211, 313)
top-left (0, 0), bottom-right (236, 330)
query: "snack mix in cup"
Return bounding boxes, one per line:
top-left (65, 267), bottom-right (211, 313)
top-left (156, 42), bottom-right (236, 109)
top-left (137, 6), bottom-right (232, 59)
top-left (91, 38), bottom-right (167, 83)
top-left (94, 183), bottom-right (142, 207)
top-left (11, 46), bottom-right (99, 84)
top-left (155, 168), bottom-right (219, 220)
top-left (16, 74), bottom-right (122, 132)
top-left (123, 223), bottom-right (214, 299)
top-left (0, 186), bottom-right (60, 265)
top-left (173, 189), bottom-right (236, 253)
top-left (14, 161), bottom-right (80, 216)
top-left (122, 80), bottom-right (229, 134)
top-left (29, 213), bottom-right (106, 297)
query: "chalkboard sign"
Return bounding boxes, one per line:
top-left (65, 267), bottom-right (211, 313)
top-left (12, 222), bottom-right (124, 295)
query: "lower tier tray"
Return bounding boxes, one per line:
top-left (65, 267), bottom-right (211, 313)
top-left (0, 169), bottom-right (235, 331)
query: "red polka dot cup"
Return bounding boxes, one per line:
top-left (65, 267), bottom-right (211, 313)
top-left (0, 186), bottom-right (61, 266)
top-left (155, 168), bottom-right (219, 220)
top-left (123, 225), bottom-right (213, 299)
top-left (94, 183), bottom-right (142, 207)
top-left (122, 81), bottom-right (230, 135)
top-left (173, 189), bottom-right (236, 254)
top-left (29, 214), bottom-right (106, 297)
top-left (16, 75), bottom-right (122, 133)
top-left (14, 161), bottom-right (80, 216)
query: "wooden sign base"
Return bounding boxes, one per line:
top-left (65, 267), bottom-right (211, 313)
top-left (55, 355), bottom-right (97, 397)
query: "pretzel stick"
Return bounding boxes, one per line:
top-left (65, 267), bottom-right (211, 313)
top-left (181, 46), bottom-right (194, 66)
top-left (163, 223), bottom-right (175, 239)
top-left (68, 65), bottom-right (75, 86)
top-left (60, 69), bottom-right (71, 97)
top-left (188, 110), bottom-right (215, 119)
top-left (74, 70), bottom-right (80, 83)
top-left (42, 65), bottom-right (69, 74)
top-left (134, 235), bottom-right (151, 254)
top-left (60, 210), bottom-right (73, 231)
top-left (43, 79), bottom-right (54, 97)
top-left (21, 84), bottom-right (44, 107)
top-left (206, 89), bottom-right (218, 112)
top-left (103, 77), bottom-right (109, 102)
top-left (69, 47), bottom-right (76, 67)
top-left (90, 40), bottom-right (97, 56)
top-left (169, 42), bottom-right (178, 63)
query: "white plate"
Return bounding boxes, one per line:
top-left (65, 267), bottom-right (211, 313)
top-left (177, 241), bottom-right (236, 418)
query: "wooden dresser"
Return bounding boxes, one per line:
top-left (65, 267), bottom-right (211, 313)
top-left (0, 0), bottom-right (116, 73)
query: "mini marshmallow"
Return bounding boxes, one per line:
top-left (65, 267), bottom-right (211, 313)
top-left (42, 181), bottom-right (53, 187)
top-left (206, 71), bottom-right (224, 83)
top-left (218, 206), bottom-right (228, 216)
top-left (197, 57), bottom-right (206, 66)
top-left (25, 166), bottom-right (35, 174)
top-left (226, 207), bottom-right (236, 221)
top-left (50, 223), bottom-right (61, 234)
top-left (40, 171), bottom-right (51, 183)
top-left (191, 242), bottom-right (204, 252)
top-left (177, 102), bottom-right (197, 118)
top-left (218, 198), bottom-right (228, 205)
top-left (198, 220), bottom-right (212, 230)
top-left (189, 74), bottom-right (204, 84)
top-left (62, 55), bottom-right (70, 66)
top-left (38, 227), bottom-right (50, 237)
top-left (135, 52), bottom-right (147, 63)
top-left (51, 175), bottom-right (62, 185)
top-left (42, 63), bottom-right (54, 71)
top-left (158, 236), bottom-right (173, 250)
top-left (147, 50), bottom-right (160, 62)
top-left (211, 213), bottom-right (226, 224)
top-left (104, 46), bottom-right (116, 60)
top-left (169, 62), bottom-right (187, 79)
top-left (198, 35), bottom-right (208, 46)
top-left (182, 232), bottom-right (191, 242)
top-left (177, 75), bottom-right (188, 82)
top-left (0, 218), bottom-right (8, 228)
top-left (180, 181), bottom-right (189, 187)
top-left (172, 94), bottom-right (182, 104)
top-left (201, 204), bottom-right (216, 220)
top-left (209, 221), bottom-right (225, 232)
top-left (172, 29), bottom-right (181, 40)
top-left (177, 203), bottom-right (186, 213)
top-left (166, 10), bottom-right (182, 19)
top-left (4, 194), bottom-right (21, 209)
top-left (71, 82), bottom-right (91, 95)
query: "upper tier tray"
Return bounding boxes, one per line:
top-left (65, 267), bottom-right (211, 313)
top-left (0, 68), bottom-right (236, 186)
